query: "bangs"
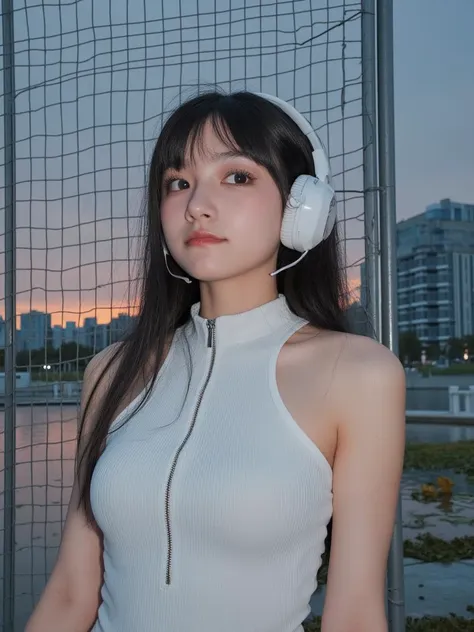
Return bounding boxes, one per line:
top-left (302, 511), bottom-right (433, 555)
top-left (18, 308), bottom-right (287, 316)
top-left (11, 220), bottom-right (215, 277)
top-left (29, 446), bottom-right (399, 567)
top-left (156, 92), bottom-right (290, 185)
top-left (160, 112), bottom-right (243, 171)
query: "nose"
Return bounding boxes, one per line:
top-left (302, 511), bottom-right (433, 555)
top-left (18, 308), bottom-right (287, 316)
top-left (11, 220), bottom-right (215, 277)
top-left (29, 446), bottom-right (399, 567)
top-left (184, 182), bottom-right (216, 223)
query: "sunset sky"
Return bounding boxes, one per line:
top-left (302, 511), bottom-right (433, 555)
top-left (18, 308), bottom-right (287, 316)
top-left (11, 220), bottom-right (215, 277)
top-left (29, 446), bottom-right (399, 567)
top-left (1, 0), bottom-right (472, 327)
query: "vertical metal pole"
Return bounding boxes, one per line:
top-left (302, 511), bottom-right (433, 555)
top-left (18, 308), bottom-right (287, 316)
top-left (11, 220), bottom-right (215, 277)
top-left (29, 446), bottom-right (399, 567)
top-left (2, 0), bottom-right (17, 629)
top-left (361, 0), bottom-right (380, 339)
top-left (377, 0), bottom-right (406, 630)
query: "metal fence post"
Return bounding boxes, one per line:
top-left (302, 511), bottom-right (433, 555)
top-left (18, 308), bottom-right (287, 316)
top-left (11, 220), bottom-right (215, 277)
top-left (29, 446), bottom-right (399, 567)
top-left (376, 0), bottom-right (406, 630)
top-left (361, 0), bottom-right (380, 338)
top-left (2, 0), bottom-right (17, 629)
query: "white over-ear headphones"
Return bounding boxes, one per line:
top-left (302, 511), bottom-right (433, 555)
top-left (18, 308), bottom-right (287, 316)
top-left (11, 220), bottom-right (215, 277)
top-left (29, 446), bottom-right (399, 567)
top-left (163, 92), bottom-right (336, 282)
top-left (254, 93), bottom-right (336, 276)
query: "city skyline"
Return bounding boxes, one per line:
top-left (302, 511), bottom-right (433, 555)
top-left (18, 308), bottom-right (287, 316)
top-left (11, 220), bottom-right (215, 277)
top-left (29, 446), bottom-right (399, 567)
top-left (6, 195), bottom-right (472, 328)
top-left (1, 1), bottom-right (472, 327)
top-left (3, 275), bottom-right (363, 328)
top-left (0, 309), bottom-right (136, 353)
top-left (0, 309), bottom-right (135, 331)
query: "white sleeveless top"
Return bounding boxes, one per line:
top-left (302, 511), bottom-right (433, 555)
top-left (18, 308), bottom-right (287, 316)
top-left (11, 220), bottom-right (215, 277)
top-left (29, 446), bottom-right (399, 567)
top-left (90, 295), bottom-right (333, 632)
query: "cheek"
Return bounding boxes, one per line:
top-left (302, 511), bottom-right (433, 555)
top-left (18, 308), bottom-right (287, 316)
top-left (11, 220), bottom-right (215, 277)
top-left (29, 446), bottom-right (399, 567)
top-left (160, 200), bottom-right (182, 240)
top-left (233, 188), bottom-right (283, 247)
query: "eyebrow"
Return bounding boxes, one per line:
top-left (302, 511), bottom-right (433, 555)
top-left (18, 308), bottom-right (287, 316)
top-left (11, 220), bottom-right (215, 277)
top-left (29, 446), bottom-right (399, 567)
top-left (171, 149), bottom-right (251, 170)
top-left (205, 150), bottom-right (249, 163)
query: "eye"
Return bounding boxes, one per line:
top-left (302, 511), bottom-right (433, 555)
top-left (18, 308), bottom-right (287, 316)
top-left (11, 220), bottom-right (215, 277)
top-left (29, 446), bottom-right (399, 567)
top-left (223, 170), bottom-right (254, 185)
top-left (163, 177), bottom-right (190, 192)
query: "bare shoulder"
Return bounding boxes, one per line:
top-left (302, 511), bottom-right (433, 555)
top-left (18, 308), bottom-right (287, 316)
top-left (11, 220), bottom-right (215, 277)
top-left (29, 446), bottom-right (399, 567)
top-left (334, 331), bottom-right (405, 382)
top-left (325, 331), bottom-right (406, 433)
top-left (333, 332), bottom-right (403, 371)
top-left (292, 325), bottom-right (403, 375)
top-left (82, 342), bottom-right (124, 398)
top-left (79, 342), bottom-right (125, 433)
top-left (293, 326), bottom-right (406, 422)
top-left (80, 337), bottom-right (170, 432)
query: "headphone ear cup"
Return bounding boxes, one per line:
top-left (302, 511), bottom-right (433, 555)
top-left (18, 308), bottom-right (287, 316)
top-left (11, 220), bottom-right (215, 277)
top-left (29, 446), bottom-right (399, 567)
top-left (323, 196), bottom-right (337, 239)
top-left (280, 175), bottom-right (336, 253)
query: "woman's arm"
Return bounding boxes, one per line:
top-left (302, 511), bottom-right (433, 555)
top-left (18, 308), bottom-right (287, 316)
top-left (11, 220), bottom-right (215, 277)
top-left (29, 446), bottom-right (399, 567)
top-left (321, 337), bottom-right (406, 632)
top-left (25, 482), bottom-right (103, 632)
top-left (26, 344), bottom-right (121, 632)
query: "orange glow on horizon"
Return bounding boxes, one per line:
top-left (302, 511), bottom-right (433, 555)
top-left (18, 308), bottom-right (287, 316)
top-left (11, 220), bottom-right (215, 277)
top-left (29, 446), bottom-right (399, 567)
top-left (347, 278), bottom-right (361, 304)
top-left (10, 275), bottom-right (361, 327)
top-left (12, 303), bottom-right (139, 328)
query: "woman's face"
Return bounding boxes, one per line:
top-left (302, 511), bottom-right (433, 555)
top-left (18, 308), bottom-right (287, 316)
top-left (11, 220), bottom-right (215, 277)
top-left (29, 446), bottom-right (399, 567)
top-left (160, 120), bottom-right (284, 283)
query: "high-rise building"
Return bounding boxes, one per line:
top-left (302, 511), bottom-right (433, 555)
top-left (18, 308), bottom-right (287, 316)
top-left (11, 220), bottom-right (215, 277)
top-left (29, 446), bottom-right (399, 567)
top-left (63, 321), bottom-right (77, 344)
top-left (19, 310), bottom-right (53, 351)
top-left (77, 317), bottom-right (109, 351)
top-left (52, 325), bottom-right (63, 349)
top-left (78, 317), bottom-right (98, 348)
top-left (95, 324), bottom-right (109, 351)
top-left (397, 198), bottom-right (474, 346)
top-left (109, 313), bottom-right (136, 344)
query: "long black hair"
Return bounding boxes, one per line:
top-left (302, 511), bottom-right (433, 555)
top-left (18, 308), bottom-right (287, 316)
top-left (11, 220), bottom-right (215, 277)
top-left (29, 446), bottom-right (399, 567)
top-left (77, 89), bottom-right (349, 522)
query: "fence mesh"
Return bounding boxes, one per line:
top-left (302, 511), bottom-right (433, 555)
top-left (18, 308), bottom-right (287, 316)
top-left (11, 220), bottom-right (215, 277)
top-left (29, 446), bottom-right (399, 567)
top-left (0, 1), bottom-right (367, 628)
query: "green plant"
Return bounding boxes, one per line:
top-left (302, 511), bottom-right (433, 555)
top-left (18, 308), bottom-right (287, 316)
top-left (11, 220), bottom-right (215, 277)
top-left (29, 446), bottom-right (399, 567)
top-left (404, 533), bottom-right (474, 563)
top-left (404, 441), bottom-right (474, 478)
top-left (303, 615), bottom-right (474, 631)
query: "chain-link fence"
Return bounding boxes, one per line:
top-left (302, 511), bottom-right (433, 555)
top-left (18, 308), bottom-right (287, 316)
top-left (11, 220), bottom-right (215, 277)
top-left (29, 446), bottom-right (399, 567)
top-left (0, 1), bottom-right (399, 630)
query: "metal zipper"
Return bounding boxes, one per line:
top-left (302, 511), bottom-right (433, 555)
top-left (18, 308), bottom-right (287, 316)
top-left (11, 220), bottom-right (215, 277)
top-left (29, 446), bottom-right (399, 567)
top-left (164, 318), bottom-right (216, 585)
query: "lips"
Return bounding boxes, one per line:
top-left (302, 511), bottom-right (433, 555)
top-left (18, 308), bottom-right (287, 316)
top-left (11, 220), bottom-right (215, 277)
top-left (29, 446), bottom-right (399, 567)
top-left (185, 231), bottom-right (226, 246)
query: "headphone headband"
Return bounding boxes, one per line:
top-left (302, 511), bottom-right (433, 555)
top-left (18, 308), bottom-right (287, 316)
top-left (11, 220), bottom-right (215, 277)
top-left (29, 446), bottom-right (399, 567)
top-left (254, 92), bottom-right (331, 183)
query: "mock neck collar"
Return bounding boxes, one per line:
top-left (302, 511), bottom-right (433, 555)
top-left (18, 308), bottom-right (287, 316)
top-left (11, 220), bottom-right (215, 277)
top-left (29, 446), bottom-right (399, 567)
top-left (189, 294), bottom-right (305, 347)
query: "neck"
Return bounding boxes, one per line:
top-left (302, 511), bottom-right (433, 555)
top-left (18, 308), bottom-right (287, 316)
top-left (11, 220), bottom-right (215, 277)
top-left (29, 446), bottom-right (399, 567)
top-left (198, 276), bottom-right (278, 320)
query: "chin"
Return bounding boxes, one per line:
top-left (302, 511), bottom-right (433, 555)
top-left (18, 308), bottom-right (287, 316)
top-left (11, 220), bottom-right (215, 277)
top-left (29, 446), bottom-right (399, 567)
top-left (181, 258), bottom-right (237, 283)
top-left (189, 269), bottom-right (234, 283)
top-left (190, 263), bottom-right (273, 285)
top-left (178, 250), bottom-right (277, 284)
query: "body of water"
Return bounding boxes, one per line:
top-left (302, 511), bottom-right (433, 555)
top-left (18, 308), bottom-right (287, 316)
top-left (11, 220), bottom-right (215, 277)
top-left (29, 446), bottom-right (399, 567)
top-left (0, 405), bottom-right (473, 630)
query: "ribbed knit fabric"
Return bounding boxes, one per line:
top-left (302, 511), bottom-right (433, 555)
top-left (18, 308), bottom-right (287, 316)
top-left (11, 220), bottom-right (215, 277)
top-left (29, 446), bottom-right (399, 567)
top-left (90, 295), bottom-right (333, 632)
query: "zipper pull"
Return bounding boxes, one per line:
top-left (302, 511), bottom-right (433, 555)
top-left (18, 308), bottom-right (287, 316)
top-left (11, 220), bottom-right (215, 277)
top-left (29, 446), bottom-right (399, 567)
top-left (206, 319), bottom-right (215, 348)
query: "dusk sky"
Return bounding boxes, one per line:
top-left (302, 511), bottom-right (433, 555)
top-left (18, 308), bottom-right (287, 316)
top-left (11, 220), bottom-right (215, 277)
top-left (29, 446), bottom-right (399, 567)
top-left (393, 0), bottom-right (473, 220)
top-left (0, 0), bottom-right (472, 326)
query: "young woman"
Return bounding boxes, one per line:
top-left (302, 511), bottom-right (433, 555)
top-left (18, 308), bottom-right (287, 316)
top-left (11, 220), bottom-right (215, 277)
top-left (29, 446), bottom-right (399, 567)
top-left (27, 90), bottom-right (406, 632)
